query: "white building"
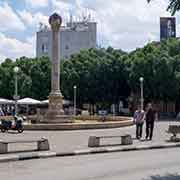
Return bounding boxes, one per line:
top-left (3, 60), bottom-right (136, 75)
top-left (36, 20), bottom-right (97, 59)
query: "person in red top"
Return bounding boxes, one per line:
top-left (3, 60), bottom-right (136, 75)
top-left (133, 105), bottom-right (145, 140)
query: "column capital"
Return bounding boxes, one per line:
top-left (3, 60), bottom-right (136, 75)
top-left (49, 13), bottom-right (62, 31)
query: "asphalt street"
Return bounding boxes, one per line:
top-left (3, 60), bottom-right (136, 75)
top-left (0, 148), bottom-right (180, 180)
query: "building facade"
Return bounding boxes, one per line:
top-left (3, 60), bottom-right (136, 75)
top-left (36, 21), bottom-right (97, 59)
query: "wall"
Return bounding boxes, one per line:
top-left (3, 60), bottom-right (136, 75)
top-left (36, 22), bottom-right (97, 59)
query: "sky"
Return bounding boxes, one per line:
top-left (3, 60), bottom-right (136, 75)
top-left (0, 0), bottom-right (178, 62)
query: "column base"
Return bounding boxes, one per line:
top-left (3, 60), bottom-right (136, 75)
top-left (42, 93), bottom-right (74, 123)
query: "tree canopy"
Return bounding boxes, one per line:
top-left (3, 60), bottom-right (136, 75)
top-left (61, 48), bottom-right (130, 108)
top-left (147, 0), bottom-right (180, 15)
top-left (0, 38), bottom-right (180, 108)
top-left (0, 56), bottom-right (51, 100)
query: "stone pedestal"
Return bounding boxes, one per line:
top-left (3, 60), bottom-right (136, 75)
top-left (121, 134), bottom-right (133, 145)
top-left (48, 93), bottom-right (64, 115)
top-left (43, 93), bottom-right (73, 123)
top-left (37, 139), bottom-right (50, 151)
top-left (88, 136), bottom-right (100, 147)
top-left (0, 142), bottom-right (8, 154)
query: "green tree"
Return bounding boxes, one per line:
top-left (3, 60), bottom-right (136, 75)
top-left (147, 0), bottom-right (180, 15)
top-left (29, 57), bottom-right (51, 100)
top-left (1, 39), bottom-right (180, 108)
top-left (0, 59), bottom-right (15, 98)
top-left (0, 56), bottom-right (51, 100)
top-left (129, 41), bottom-right (179, 103)
top-left (61, 48), bottom-right (130, 109)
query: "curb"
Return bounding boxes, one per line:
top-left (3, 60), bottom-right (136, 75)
top-left (0, 142), bottom-right (180, 163)
top-left (23, 120), bottom-right (133, 131)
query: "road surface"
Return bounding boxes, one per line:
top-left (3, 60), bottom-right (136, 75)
top-left (0, 148), bottom-right (180, 180)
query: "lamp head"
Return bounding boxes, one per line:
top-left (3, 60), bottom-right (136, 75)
top-left (139, 77), bottom-right (144, 82)
top-left (13, 66), bottom-right (19, 73)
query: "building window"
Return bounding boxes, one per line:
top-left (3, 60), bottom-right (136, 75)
top-left (42, 44), bottom-right (48, 53)
top-left (65, 45), bottom-right (69, 50)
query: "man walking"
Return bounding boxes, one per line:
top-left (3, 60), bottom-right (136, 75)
top-left (133, 105), bottom-right (145, 140)
top-left (145, 103), bottom-right (157, 140)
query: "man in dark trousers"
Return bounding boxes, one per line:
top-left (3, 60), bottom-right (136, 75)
top-left (145, 103), bottom-right (157, 140)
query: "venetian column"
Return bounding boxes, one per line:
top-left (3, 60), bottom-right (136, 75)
top-left (44, 13), bottom-right (71, 123)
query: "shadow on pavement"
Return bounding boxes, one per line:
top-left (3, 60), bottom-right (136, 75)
top-left (157, 119), bottom-right (179, 122)
top-left (7, 131), bottom-right (21, 134)
top-left (98, 143), bottom-right (122, 147)
top-left (146, 174), bottom-right (180, 180)
top-left (0, 149), bottom-right (38, 155)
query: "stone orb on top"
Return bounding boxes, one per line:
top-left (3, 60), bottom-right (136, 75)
top-left (49, 13), bottom-right (62, 31)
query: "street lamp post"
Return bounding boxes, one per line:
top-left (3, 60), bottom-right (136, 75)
top-left (13, 66), bottom-right (20, 116)
top-left (139, 77), bottom-right (144, 110)
top-left (73, 85), bottom-right (77, 116)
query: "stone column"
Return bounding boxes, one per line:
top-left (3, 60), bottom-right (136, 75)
top-left (50, 13), bottom-right (61, 95)
top-left (43, 13), bottom-right (72, 123)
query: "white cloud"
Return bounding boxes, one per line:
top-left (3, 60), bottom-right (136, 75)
top-left (0, 53), bottom-right (7, 63)
top-left (52, 0), bottom-right (75, 8)
top-left (50, 0), bottom-right (170, 51)
top-left (18, 10), bottom-right (34, 26)
top-left (26, 34), bottom-right (36, 56)
top-left (51, 0), bottom-right (74, 23)
top-left (0, 0), bottom-right (174, 60)
top-left (0, 32), bottom-right (35, 61)
top-left (18, 10), bottom-right (49, 28)
top-left (25, 0), bottom-right (49, 8)
top-left (0, 2), bottom-right (25, 32)
top-left (78, 0), bottom-right (171, 51)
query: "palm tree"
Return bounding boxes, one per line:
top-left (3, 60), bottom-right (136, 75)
top-left (147, 0), bottom-right (180, 15)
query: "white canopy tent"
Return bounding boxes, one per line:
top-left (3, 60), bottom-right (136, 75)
top-left (17, 98), bottom-right (41, 115)
top-left (0, 98), bottom-right (14, 105)
top-left (17, 98), bottom-right (41, 105)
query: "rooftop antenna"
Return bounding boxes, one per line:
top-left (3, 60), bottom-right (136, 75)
top-left (39, 22), bottom-right (43, 31)
top-left (87, 10), bottom-right (90, 22)
top-left (148, 37), bottom-right (153, 44)
top-left (64, 14), bottom-right (69, 26)
top-left (78, 15), bottom-right (81, 22)
top-left (44, 25), bottom-right (48, 31)
top-left (83, 15), bottom-right (86, 22)
top-left (69, 13), bottom-right (73, 28)
top-left (88, 12), bottom-right (91, 22)
top-left (74, 16), bottom-right (77, 22)
top-left (70, 13), bottom-right (73, 23)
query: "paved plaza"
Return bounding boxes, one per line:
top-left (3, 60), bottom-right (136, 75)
top-left (0, 120), bottom-right (180, 180)
top-left (0, 120), bottom-right (179, 155)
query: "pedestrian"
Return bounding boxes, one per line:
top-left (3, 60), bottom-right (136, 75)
top-left (176, 111), bottom-right (180, 121)
top-left (0, 107), bottom-right (4, 116)
top-left (133, 105), bottom-right (145, 140)
top-left (145, 103), bottom-right (157, 140)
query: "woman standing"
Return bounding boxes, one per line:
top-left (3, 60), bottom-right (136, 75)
top-left (133, 105), bottom-right (145, 140)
